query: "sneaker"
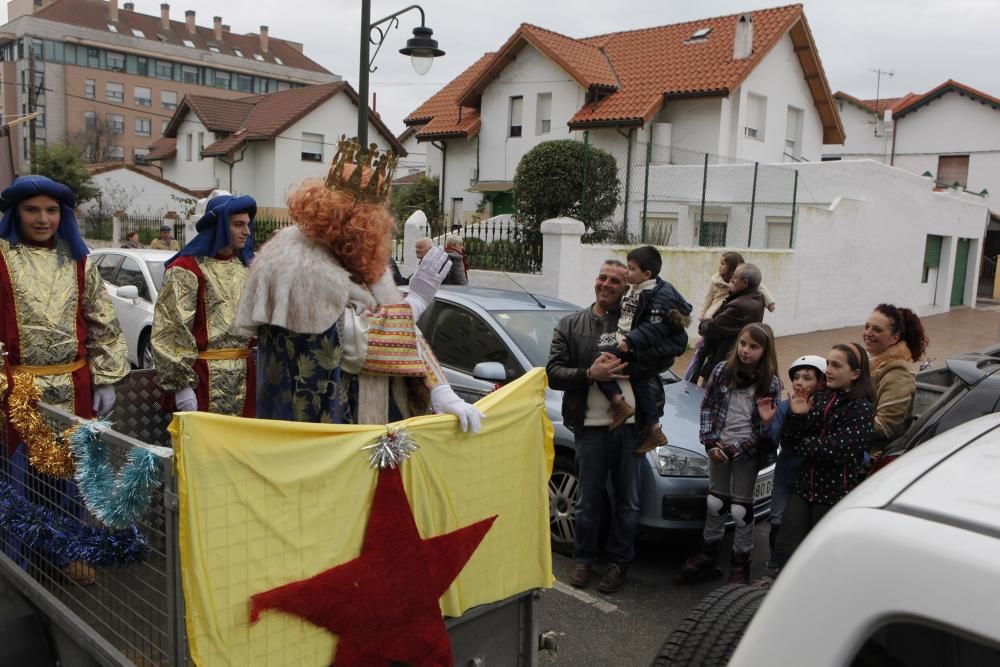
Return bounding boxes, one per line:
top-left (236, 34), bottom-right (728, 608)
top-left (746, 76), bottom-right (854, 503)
top-left (569, 562), bottom-right (591, 588)
top-left (608, 399), bottom-right (635, 430)
top-left (635, 424), bottom-right (668, 454)
top-left (728, 551), bottom-right (752, 585)
top-left (597, 563), bottom-right (626, 594)
top-left (752, 575), bottom-right (775, 590)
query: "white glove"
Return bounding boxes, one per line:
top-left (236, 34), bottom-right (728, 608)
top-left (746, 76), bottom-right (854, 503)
top-left (430, 384), bottom-right (485, 434)
top-left (405, 246), bottom-right (450, 320)
top-left (175, 387), bottom-right (198, 412)
top-left (92, 385), bottom-right (116, 415)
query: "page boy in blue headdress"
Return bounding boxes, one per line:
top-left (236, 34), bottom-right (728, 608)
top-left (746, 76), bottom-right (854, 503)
top-left (0, 175), bottom-right (129, 584)
top-left (151, 191), bottom-right (257, 416)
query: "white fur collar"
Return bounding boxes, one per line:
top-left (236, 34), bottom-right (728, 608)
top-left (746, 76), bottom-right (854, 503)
top-left (237, 225), bottom-right (402, 334)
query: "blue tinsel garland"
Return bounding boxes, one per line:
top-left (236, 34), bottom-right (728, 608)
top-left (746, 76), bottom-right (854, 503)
top-left (70, 420), bottom-right (162, 530)
top-left (0, 480), bottom-right (148, 566)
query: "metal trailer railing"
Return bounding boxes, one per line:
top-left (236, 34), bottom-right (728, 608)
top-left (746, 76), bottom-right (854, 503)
top-left (0, 370), bottom-right (539, 666)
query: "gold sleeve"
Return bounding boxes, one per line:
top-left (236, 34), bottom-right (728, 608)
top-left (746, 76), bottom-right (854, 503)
top-left (151, 266), bottom-right (200, 392)
top-left (82, 259), bottom-right (129, 386)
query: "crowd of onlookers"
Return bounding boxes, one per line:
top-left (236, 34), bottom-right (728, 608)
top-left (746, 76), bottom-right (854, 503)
top-left (119, 225), bottom-right (180, 250)
top-left (545, 246), bottom-right (927, 594)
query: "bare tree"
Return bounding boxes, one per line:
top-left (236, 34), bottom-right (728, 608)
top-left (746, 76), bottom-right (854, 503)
top-left (69, 112), bottom-right (121, 164)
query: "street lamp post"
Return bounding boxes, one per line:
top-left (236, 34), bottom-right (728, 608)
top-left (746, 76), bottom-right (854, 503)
top-left (357, 1), bottom-right (445, 147)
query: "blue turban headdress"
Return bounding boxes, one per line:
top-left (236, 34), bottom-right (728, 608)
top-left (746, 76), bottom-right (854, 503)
top-left (167, 194), bottom-right (256, 267)
top-left (0, 175), bottom-right (89, 260)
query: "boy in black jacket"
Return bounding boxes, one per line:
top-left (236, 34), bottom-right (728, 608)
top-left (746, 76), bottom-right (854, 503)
top-left (598, 245), bottom-right (692, 453)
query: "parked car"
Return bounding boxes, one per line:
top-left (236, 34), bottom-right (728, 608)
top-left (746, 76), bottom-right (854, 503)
top-left (90, 248), bottom-right (172, 368)
top-left (875, 351), bottom-right (1000, 468)
top-left (654, 413), bottom-right (1000, 667)
top-left (418, 286), bottom-right (774, 554)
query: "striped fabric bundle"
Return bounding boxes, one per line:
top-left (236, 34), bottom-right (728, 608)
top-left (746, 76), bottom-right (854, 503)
top-left (361, 304), bottom-right (427, 377)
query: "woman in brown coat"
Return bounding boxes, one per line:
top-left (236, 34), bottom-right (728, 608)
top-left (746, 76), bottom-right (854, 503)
top-left (861, 303), bottom-right (928, 453)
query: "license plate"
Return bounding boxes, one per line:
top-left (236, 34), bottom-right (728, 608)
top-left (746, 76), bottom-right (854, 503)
top-left (753, 478), bottom-right (773, 501)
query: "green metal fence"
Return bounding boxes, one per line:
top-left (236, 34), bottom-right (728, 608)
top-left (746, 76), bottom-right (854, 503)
top-left (579, 134), bottom-right (801, 249)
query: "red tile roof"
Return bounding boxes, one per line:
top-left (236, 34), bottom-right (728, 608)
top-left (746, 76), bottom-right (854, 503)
top-left (155, 83), bottom-right (405, 158)
top-left (837, 80), bottom-right (1000, 123)
top-left (34, 0), bottom-right (331, 75)
top-left (408, 5), bottom-right (844, 144)
top-left (145, 137), bottom-right (176, 161)
top-left (406, 53), bottom-right (494, 140)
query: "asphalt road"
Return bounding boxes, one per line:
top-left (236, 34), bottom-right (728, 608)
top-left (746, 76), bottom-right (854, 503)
top-left (536, 522), bottom-right (771, 666)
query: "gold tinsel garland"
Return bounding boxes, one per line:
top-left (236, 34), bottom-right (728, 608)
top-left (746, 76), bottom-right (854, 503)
top-left (7, 371), bottom-right (78, 479)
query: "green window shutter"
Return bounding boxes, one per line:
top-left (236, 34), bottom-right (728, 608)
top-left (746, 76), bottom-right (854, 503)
top-left (924, 235), bottom-right (943, 268)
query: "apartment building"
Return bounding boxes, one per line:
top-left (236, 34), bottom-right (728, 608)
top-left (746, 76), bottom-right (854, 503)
top-left (0, 0), bottom-right (338, 170)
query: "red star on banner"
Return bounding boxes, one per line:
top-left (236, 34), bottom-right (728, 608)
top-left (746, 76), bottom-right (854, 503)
top-left (249, 466), bottom-right (497, 667)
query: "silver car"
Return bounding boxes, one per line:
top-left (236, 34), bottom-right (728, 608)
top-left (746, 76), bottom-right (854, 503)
top-left (419, 286), bottom-right (774, 554)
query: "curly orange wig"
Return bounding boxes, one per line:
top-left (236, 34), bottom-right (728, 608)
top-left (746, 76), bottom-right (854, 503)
top-left (287, 175), bottom-right (396, 285)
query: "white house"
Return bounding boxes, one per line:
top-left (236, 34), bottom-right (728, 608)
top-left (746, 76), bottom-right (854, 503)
top-left (81, 163), bottom-right (207, 217)
top-left (145, 82), bottom-right (403, 210)
top-left (403, 5), bottom-right (844, 233)
top-left (823, 80), bottom-right (1000, 291)
top-left (396, 127), bottom-right (427, 176)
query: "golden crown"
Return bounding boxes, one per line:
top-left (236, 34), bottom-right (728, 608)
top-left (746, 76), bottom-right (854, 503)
top-left (323, 135), bottom-right (398, 203)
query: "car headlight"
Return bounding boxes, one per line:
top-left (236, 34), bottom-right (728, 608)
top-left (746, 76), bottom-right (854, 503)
top-left (655, 445), bottom-right (709, 477)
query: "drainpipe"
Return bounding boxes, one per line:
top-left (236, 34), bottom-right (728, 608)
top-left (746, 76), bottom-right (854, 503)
top-left (890, 117), bottom-right (898, 166)
top-left (431, 140), bottom-right (447, 229)
top-left (617, 127), bottom-right (634, 240)
top-left (217, 143), bottom-right (250, 192)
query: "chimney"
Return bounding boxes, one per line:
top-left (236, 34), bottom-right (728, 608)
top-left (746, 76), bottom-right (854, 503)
top-left (109, 0), bottom-right (118, 22)
top-left (160, 3), bottom-right (170, 30)
top-left (123, 1), bottom-right (133, 9)
top-left (222, 24), bottom-right (230, 33)
top-left (259, 25), bottom-right (269, 53)
top-left (733, 13), bottom-right (753, 60)
top-left (185, 9), bottom-right (196, 34)
top-left (213, 16), bottom-right (223, 41)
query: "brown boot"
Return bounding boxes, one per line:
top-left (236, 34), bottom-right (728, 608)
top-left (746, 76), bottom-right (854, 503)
top-left (608, 398), bottom-right (635, 430)
top-left (569, 562), bottom-right (591, 588)
top-left (64, 560), bottom-right (96, 586)
top-left (635, 423), bottom-right (668, 454)
top-left (597, 563), bottom-right (626, 594)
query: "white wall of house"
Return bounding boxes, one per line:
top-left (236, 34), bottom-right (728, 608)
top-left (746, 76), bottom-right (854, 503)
top-left (653, 97), bottom-right (723, 157)
top-left (157, 94), bottom-right (394, 209)
top-left (479, 44), bottom-right (584, 183)
top-left (890, 92), bottom-right (1000, 202)
top-left (80, 168), bottom-right (193, 217)
top-left (824, 101), bottom-right (892, 161)
top-left (732, 34), bottom-right (825, 163)
top-left (160, 116), bottom-right (215, 190)
top-left (436, 160), bottom-right (987, 337)
top-left (399, 132), bottom-right (427, 175)
top-left (825, 90), bottom-right (1000, 210)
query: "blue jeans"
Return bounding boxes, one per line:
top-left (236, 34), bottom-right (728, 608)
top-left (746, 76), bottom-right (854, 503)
top-left (572, 425), bottom-right (643, 566)
top-left (770, 449), bottom-right (803, 526)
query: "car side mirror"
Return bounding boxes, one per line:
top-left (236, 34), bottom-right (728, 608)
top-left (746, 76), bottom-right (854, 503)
top-left (116, 285), bottom-right (139, 301)
top-left (473, 361), bottom-right (507, 383)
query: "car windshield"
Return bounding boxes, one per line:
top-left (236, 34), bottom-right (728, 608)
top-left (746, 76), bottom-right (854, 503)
top-left (489, 309), bottom-right (576, 368)
top-left (145, 261), bottom-right (165, 292)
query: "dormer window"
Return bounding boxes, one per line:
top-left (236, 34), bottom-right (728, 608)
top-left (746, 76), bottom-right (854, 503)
top-left (183, 39), bottom-right (196, 48)
top-left (233, 48), bottom-right (244, 57)
top-left (252, 53), bottom-right (264, 61)
top-left (131, 28), bottom-right (145, 38)
top-left (689, 27), bottom-right (711, 41)
top-left (207, 44), bottom-right (220, 53)
top-left (274, 56), bottom-right (284, 65)
top-left (107, 24), bottom-right (118, 33)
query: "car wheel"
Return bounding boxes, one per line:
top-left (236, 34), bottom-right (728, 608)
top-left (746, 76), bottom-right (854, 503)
top-left (139, 332), bottom-right (155, 370)
top-left (549, 454), bottom-right (578, 556)
top-left (651, 584), bottom-right (766, 666)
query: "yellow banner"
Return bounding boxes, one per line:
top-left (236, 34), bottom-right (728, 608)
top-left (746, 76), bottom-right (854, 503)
top-left (173, 368), bottom-right (554, 666)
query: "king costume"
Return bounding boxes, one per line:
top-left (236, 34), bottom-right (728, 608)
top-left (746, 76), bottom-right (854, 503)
top-left (237, 137), bottom-right (482, 430)
top-left (151, 193), bottom-right (257, 416)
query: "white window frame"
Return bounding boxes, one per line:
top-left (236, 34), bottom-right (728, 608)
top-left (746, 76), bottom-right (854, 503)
top-left (300, 132), bottom-right (324, 162)
top-left (105, 81), bottom-right (124, 103)
top-left (509, 96), bottom-right (523, 138)
top-left (185, 133), bottom-right (193, 162)
top-left (107, 113), bottom-right (125, 135)
top-left (161, 90), bottom-right (177, 110)
top-left (134, 86), bottom-right (151, 107)
top-left (84, 78), bottom-right (96, 99)
top-left (535, 92), bottom-right (552, 136)
top-left (746, 93), bottom-right (767, 142)
top-left (135, 117), bottom-right (152, 137)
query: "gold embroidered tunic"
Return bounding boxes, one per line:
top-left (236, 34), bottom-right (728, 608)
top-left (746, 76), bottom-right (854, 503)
top-left (151, 254), bottom-right (253, 416)
top-left (0, 238), bottom-right (128, 413)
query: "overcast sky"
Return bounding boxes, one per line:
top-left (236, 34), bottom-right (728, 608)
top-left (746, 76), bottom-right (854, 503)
top-left (9, 1), bottom-right (999, 142)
